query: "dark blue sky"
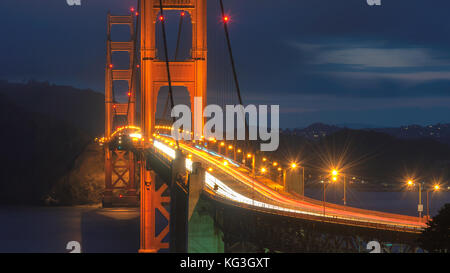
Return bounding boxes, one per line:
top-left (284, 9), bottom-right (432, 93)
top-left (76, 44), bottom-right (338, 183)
top-left (1, 0), bottom-right (450, 128)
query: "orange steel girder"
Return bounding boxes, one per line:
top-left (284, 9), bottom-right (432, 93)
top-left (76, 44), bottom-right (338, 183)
top-left (139, 164), bottom-right (171, 252)
top-left (104, 13), bottom-right (137, 200)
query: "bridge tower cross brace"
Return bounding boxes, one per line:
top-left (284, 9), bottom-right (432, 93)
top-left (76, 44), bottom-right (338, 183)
top-left (140, 0), bottom-right (207, 138)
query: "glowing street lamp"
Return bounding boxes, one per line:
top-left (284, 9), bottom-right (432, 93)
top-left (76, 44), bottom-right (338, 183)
top-left (322, 169), bottom-right (342, 215)
top-left (330, 169), bottom-right (347, 205)
top-left (407, 179), bottom-right (414, 186)
top-left (426, 183), bottom-right (441, 220)
top-left (406, 179), bottom-right (423, 219)
top-left (283, 162), bottom-right (305, 198)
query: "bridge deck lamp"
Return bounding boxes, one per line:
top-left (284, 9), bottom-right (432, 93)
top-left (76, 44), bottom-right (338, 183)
top-left (261, 167), bottom-right (267, 174)
top-left (426, 184), bottom-right (441, 220)
top-left (273, 162), bottom-right (278, 167)
top-left (331, 169), bottom-right (338, 176)
top-left (406, 179), bottom-right (423, 219)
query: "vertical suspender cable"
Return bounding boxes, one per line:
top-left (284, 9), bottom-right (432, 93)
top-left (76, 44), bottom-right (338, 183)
top-left (162, 12), bottom-right (185, 120)
top-left (218, 0), bottom-right (250, 144)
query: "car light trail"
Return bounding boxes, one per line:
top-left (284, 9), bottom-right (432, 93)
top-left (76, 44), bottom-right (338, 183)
top-left (152, 135), bottom-right (426, 231)
top-left (154, 140), bottom-right (176, 159)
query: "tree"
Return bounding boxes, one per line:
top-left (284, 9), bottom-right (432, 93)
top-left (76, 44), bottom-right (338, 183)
top-left (418, 203), bottom-right (450, 253)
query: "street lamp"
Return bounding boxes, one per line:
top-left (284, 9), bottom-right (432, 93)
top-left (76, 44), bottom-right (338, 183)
top-left (330, 169), bottom-right (347, 205)
top-left (406, 179), bottom-right (423, 219)
top-left (287, 162), bottom-right (305, 196)
top-left (218, 141), bottom-right (225, 154)
top-left (227, 144), bottom-right (233, 158)
top-left (323, 177), bottom-right (337, 216)
top-left (247, 153), bottom-right (255, 177)
top-left (426, 184), bottom-right (441, 220)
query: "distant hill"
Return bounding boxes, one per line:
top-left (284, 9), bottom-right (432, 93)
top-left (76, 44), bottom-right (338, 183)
top-left (284, 122), bottom-right (450, 146)
top-left (276, 128), bottom-right (450, 189)
top-left (0, 80), bottom-right (104, 136)
top-left (0, 92), bottom-right (90, 204)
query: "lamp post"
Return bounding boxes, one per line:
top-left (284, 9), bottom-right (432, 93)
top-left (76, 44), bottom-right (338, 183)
top-left (426, 184), bottom-right (440, 220)
top-left (246, 153), bottom-right (255, 177)
top-left (219, 141), bottom-right (225, 154)
top-left (343, 174), bottom-right (346, 205)
top-left (323, 180), bottom-right (329, 216)
top-left (407, 179), bottom-right (423, 219)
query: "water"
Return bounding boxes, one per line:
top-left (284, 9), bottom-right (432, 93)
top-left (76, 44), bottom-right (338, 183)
top-left (305, 188), bottom-right (450, 217)
top-left (0, 206), bottom-right (139, 253)
top-left (0, 190), bottom-right (449, 253)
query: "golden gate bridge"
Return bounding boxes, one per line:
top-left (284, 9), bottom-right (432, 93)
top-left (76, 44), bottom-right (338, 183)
top-left (97, 0), bottom-right (426, 253)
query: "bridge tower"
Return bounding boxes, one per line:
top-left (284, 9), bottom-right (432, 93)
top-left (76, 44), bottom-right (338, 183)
top-left (140, 0), bottom-right (207, 138)
top-left (103, 13), bottom-right (138, 206)
top-left (139, 0), bottom-right (207, 253)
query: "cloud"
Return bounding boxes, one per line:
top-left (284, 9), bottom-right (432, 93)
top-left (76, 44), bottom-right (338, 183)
top-left (293, 41), bottom-right (445, 68)
top-left (290, 40), bottom-right (450, 84)
top-left (329, 71), bottom-right (450, 83)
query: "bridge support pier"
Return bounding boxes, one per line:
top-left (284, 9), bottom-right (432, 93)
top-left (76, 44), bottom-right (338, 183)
top-left (188, 162), bottom-right (205, 220)
top-left (169, 150), bottom-right (189, 253)
top-left (139, 159), bottom-right (170, 253)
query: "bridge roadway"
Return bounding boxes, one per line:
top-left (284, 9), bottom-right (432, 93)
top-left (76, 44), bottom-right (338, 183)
top-left (151, 134), bottom-right (427, 234)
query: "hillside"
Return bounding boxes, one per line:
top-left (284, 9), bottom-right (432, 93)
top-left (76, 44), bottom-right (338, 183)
top-left (0, 80), bottom-right (104, 137)
top-left (274, 129), bottom-right (450, 189)
top-left (0, 92), bottom-right (91, 204)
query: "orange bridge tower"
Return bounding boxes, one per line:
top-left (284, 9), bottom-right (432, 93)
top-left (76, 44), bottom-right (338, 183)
top-left (104, 13), bottom-right (138, 206)
top-left (140, 0), bottom-right (207, 138)
top-left (139, 0), bottom-right (207, 253)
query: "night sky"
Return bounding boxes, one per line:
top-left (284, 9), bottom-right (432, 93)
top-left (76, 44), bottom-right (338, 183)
top-left (1, 0), bottom-right (450, 128)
